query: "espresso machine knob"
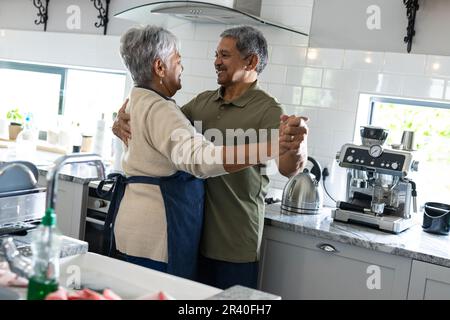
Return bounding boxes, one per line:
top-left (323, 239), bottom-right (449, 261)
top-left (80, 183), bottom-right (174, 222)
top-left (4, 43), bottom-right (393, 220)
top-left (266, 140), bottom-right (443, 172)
top-left (411, 161), bottom-right (419, 172)
top-left (391, 162), bottom-right (399, 170)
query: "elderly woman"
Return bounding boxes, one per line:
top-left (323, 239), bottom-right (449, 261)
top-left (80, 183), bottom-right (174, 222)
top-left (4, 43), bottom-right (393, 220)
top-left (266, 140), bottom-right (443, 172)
top-left (104, 25), bottom-right (289, 280)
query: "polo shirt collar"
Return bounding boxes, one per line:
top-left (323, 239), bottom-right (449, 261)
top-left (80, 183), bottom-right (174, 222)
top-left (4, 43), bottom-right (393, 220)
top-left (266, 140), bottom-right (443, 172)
top-left (213, 81), bottom-right (259, 108)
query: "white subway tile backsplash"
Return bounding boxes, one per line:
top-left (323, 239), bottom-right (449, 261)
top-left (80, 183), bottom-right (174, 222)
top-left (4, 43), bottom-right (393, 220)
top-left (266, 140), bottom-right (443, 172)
top-left (271, 46), bottom-right (307, 66)
top-left (190, 58), bottom-right (216, 78)
top-left (332, 130), bottom-right (354, 153)
top-left (286, 67), bottom-right (322, 87)
top-left (202, 77), bottom-right (218, 91)
top-left (302, 87), bottom-right (338, 108)
top-left (425, 55), bottom-right (450, 78)
top-left (402, 77), bottom-right (445, 99)
top-left (383, 52), bottom-right (426, 75)
top-left (338, 90), bottom-right (360, 112)
top-left (170, 23), bottom-right (196, 40)
top-left (359, 72), bottom-right (403, 95)
top-left (322, 69), bottom-right (361, 90)
top-left (259, 64), bottom-right (287, 84)
top-left (194, 24), bottom-right (227, 41)
top-left (174, 92), bottom-right (196, 107)
top-left (306, 48), bottom-right (345, 69)
top-left (180, 40), bottom-right (209, 59)
top-left (179, 75), bottom-right (204, 94)
top-left (181, 58), bottom-right (192, 76)
top-left (268, 84), bottom-right (302, 105)
top-left (343, 50), bottom-right (384, 71)
top-left (315, 109), bottom-right (357, 132)
top-left (308, 128), bottom-right (334, 154)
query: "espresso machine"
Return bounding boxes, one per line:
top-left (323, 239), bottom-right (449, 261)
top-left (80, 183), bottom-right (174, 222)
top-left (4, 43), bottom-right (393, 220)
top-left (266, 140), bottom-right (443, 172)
top-left (331, 126), bottom-right (419, 233)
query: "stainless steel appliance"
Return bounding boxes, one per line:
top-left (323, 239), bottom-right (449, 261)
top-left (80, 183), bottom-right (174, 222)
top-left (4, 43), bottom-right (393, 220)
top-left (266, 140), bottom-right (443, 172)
top-left (84, 180), bottom-right (111, 255)
top-left (281, 157), bottom-right (323, 215)
top-left (331, 126), bottom-right (419, 233)
top-left (0, 161), bottom-right (45, 236)
top-left (84, 179), bottom-right (127, 260)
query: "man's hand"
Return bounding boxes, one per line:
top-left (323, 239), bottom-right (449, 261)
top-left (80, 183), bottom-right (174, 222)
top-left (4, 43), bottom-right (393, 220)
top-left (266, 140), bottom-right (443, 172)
top-left (112, 98), bottom-right (131, 146)
top-left (279, 115), bottom-right (308, 155)
top-left (277, 114), bottom-right (309, 177)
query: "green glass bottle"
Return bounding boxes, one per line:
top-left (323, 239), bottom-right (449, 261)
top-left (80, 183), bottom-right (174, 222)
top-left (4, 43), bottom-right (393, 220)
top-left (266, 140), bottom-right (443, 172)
top-left (27, 208), bottom-right (62, 300)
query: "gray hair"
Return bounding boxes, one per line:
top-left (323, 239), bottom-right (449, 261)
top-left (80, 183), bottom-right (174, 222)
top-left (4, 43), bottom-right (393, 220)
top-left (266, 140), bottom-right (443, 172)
top-left (220, 26), bottom-right (268, 74)
top-left (120, 25), bottom-right (179, 87)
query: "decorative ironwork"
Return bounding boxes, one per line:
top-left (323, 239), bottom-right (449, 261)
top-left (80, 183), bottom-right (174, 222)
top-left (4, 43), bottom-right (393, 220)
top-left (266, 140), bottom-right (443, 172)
top-left (91, 0), bottom-right (110, 35)
top-left (32, 0), bottom-right (49, 31)
top-left (403, 0), bottom-right (419, 53)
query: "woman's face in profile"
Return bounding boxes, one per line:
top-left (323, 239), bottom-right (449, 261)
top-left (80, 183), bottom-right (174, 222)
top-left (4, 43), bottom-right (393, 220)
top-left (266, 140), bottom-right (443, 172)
top-left (163, 50), bottom-right (183, 96)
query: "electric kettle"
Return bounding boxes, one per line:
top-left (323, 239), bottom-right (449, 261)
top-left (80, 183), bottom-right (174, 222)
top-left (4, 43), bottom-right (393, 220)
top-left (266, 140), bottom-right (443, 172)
top-left (281, 157), bottom-right (323, 215)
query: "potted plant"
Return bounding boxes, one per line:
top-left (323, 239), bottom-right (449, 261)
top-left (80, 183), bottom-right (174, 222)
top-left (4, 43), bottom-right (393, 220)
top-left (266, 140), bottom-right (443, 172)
top-left (6, 108), bottom-right (23, 140)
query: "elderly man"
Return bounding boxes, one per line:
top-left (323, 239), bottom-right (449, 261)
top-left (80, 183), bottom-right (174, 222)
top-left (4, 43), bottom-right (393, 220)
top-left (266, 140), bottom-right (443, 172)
top-left (113, 26), bottom-right (308, 289)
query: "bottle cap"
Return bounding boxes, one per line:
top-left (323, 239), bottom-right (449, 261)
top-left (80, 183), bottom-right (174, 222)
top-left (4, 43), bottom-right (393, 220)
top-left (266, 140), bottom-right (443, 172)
top-left (42, 208), bottom-right (56, 226)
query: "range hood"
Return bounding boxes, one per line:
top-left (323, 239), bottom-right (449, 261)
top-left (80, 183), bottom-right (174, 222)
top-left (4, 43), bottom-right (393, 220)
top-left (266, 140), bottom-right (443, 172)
top-left (114, 1), bottom-right (308, 36)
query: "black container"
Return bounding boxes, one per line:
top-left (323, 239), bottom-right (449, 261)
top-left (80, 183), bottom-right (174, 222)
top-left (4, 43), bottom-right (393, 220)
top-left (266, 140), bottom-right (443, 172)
top-left (360, 126), bottom-right (389, 141)
top-left (422, 202), bottom-right (450, 235)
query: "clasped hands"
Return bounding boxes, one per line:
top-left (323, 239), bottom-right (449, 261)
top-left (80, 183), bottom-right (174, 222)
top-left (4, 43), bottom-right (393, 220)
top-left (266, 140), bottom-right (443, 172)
top-left (278, 115), bottom-right (308, 157)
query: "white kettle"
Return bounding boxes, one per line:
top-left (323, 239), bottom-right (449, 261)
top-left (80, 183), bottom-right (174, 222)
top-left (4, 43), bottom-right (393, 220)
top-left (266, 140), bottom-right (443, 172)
top-left (281, 157), bottom-right (323, 215)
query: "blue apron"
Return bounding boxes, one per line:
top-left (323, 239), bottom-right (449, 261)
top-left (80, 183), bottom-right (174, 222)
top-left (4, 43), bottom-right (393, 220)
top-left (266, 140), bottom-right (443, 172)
top-left (97, 171), bottom-right (205, 280)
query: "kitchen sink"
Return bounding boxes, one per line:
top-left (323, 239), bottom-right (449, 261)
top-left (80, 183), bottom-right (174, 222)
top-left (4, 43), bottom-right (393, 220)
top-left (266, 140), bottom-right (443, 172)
top-left (59, 252), bottom-right (222, 299)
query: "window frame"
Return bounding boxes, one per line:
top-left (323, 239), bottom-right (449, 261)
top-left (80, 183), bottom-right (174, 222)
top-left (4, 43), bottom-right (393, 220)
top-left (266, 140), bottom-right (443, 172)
top-left (0, 60), bottom-right (67, 114)
top-left (0, 60), bottom-right (127, 116)
top-left (369, 96), bottom-right (450, 125)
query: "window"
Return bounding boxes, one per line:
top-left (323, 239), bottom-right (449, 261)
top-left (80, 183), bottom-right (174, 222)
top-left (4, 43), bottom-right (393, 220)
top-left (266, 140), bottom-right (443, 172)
top-left (0, 61), bottom-right (65, 130)
top-left (0, 60), bottom-right (126, 135)
top-left (368, 96), bottom-right (450, 206)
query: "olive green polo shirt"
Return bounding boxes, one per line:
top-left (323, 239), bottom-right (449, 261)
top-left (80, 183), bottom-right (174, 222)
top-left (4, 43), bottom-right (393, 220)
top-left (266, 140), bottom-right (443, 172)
top-left (181, 81), bottom-right (283, 263)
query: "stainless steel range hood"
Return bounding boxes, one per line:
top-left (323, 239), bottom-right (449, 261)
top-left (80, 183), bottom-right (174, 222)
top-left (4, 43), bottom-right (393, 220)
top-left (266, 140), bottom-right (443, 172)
top-left (114, 1), bottom-right (308, 36)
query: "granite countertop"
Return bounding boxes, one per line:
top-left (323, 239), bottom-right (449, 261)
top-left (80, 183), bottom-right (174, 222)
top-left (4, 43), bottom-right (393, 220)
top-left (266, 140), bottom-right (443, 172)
top-left (1, 229), bottom-right (88, 259)
top-left (209, 285), bottom-right (280, 300)
top-left (265, 203), bottom-right (450, 268)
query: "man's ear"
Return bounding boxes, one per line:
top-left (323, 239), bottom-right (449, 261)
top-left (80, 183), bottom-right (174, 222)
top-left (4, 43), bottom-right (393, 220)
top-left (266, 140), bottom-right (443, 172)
top-left (153, 58), bottom-right (165, 78)
top-left (246, 54), bottom-right (258, 72)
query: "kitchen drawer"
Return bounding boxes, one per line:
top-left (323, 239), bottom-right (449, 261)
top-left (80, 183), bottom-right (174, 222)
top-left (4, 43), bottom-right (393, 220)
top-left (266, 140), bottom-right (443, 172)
top-left (258, 226), bottom-right (412, 299)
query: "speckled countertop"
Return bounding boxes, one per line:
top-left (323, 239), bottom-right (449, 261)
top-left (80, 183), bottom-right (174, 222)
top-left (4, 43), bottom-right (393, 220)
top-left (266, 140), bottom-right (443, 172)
top-left (1, 229), bottom-right (88, 259)
top-left (265, 203), bottom-right (450, 268)
top-left (209, 285), bottom-right (280, 300)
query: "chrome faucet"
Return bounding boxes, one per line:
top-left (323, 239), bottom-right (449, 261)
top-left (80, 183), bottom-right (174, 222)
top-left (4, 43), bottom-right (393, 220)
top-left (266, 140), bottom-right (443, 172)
top-left (46, 153), bottom-right (106, 210)
top-left (0, 162), bottom-right (37, 187)
top-left (1, 153), bottom-right (106, 279)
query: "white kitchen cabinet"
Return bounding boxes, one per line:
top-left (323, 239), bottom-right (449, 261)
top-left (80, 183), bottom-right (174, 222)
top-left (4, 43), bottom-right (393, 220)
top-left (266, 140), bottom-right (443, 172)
top-left (37, 174), bottom-right (88, 239)
top-left (258, 226), bottom-right (412, 299)
top-left (408, 260), bottom-right (450, 300)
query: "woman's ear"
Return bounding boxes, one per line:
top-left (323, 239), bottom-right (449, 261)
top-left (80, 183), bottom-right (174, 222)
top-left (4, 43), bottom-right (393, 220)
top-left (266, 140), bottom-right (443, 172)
top-left (153, 58), bottom-right (166, 78)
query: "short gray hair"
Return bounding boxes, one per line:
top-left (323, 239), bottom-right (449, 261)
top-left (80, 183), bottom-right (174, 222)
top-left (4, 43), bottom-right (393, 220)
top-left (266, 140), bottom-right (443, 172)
top-left (220, 26), bottom-right (268, 74)
top-left (120, 25), bottom-right (179, 87)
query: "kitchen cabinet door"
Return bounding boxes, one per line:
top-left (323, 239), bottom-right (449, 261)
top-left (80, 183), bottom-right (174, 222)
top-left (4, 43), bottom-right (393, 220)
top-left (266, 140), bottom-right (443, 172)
top-left (258, 226), bottom-right (412, 299)
top-left (408, 260), bottom-right (450, 300)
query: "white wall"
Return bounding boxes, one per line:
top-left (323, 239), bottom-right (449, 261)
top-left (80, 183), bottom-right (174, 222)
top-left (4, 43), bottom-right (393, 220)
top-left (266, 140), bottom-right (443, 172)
top-left (167, 0), bottom-right (450, 192)
top-left (2, 0), bottom-right (450, 193)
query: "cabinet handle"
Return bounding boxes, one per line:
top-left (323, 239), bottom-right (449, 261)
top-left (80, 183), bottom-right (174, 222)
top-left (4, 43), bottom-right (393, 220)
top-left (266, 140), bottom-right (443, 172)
top-left (317, 243), bottom-right (338, 253)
